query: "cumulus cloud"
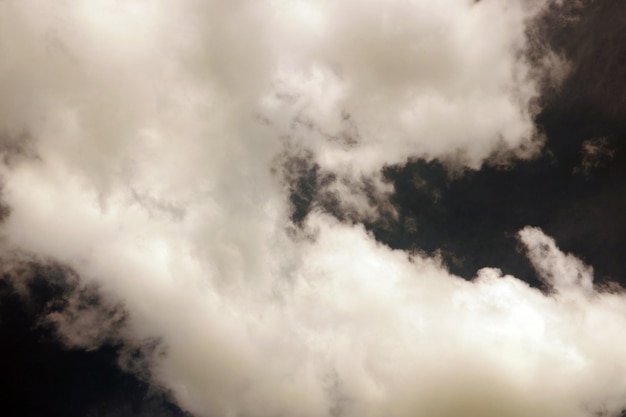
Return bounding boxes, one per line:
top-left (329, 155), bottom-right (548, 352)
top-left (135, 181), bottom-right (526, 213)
top-left (262, 0), bottom-right (560, 173)
top-left (519, 226), bottom-right (595, 295)
top-left (4, 2), bottom-right (626, 417)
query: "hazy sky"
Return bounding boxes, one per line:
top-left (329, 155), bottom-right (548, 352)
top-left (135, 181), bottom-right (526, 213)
top-left (1, 1), bottom-right (626, 417)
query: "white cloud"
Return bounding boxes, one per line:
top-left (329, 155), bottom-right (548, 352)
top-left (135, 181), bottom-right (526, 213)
top-left (519, 226), bottom-right (595, 296)
top-left (261, 0), bottom-right (562, 173)
top-left (4, 2), bottom-right (625, 417)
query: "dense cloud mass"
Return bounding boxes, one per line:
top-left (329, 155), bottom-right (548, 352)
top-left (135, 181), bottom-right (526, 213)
top-left (1, 1), bottom-right (625, 417)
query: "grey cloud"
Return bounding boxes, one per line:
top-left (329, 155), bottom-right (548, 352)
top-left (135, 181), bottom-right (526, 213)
top-left (574, 137), bottom-right (615, 176)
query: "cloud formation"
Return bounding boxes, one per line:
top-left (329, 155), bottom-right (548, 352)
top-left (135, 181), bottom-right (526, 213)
top-left (3, 1), bottom-right (626, 417)
top-left (575, 137), bottom-right (615, 176)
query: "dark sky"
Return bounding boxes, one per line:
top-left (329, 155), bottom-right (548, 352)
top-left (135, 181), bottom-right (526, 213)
top-left (0, 264), bottom-right (190, 417)
top-left (1, 1), bottom-right (625, 416)
top-left (376, 0), bottom-right (626, 287)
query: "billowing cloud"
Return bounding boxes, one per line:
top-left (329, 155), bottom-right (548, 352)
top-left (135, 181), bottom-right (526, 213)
top-left (3, 2), bottom-right (626, 417)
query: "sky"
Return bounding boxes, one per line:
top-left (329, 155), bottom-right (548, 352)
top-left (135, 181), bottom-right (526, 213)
top-left (0, 1), bottom-right (625, 417)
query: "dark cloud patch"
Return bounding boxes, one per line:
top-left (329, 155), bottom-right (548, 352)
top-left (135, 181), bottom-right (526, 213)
top-left (574, 137), bottom-right (615, 176)
top-left (0, 130), bottom-right (38, 167)
top-left (130, 188), bottom-right (186, 222)
top-left (543, 0), bottom-right (626, 128)
top-left (280, 149), bottom-right (395, 227)
top-left (277, 149), bottom-right (321, 226)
